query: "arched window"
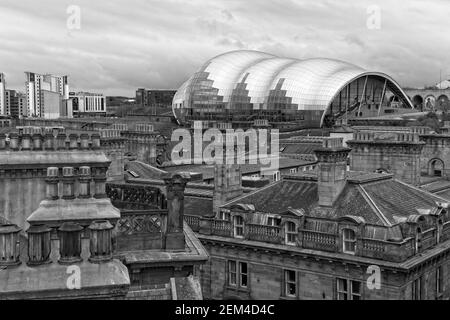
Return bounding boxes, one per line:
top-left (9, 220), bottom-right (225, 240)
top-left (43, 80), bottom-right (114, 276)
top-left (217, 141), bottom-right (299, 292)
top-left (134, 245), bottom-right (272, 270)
top-left (234, 215), bottom-right (244, 238)
top-left (342, 229), bottom-right (356, 254)
top-left (285, 222), bottom-right (297, 245)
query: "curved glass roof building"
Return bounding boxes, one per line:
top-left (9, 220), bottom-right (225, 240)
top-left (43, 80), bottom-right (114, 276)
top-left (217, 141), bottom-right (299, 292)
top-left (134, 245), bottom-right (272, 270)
top-left (172, 50), bottom-right (414, 129)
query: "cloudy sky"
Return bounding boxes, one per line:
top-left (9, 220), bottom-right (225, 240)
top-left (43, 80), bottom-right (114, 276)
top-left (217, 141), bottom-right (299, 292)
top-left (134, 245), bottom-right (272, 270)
top-left (1, 0), bottom-right (449, 96)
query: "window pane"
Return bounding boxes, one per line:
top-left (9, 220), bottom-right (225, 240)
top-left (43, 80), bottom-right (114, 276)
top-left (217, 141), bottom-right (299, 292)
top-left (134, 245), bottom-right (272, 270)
top-left (240, 262), bottom-right (247, 275)
top-left (241, 274), bottom-right (248, 287)
top-left (351, 281), bottom-right (361, 294)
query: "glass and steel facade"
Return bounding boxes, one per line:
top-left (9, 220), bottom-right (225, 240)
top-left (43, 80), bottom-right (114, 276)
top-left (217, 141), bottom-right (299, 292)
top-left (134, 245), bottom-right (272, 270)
top-left (172, 50), bottom-right (414, 128)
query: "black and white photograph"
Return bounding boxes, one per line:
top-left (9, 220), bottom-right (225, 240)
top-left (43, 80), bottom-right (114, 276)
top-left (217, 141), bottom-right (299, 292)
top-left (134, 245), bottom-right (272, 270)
top-left (0, 0), bottom-right (449, 310)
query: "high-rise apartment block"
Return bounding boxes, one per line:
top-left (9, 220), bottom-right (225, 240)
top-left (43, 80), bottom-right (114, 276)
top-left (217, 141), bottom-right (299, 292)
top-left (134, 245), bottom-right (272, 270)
top-left (25, 72), bottom-right (69, 118)
top-left (0, 73), bottom-right (6, 115)
top-left (5, 90), bottom-right (27, 118)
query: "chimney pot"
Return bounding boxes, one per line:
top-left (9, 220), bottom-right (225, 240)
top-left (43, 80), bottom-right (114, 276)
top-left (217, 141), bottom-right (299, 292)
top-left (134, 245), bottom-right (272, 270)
top-left (62, 167), bottom-right (76, 200)
top-left (46, 167), bottom-right (60, 200)
top-left (78, 166), bottom-right (92, 198)
top-left (26, 224), bottom-right (52, 266)
top-left (58, 222), bottom-right (83, 265)
top-left (0, 224), bottom-right (22, 267)
top-left (88, 220), bottom-right (113, 263)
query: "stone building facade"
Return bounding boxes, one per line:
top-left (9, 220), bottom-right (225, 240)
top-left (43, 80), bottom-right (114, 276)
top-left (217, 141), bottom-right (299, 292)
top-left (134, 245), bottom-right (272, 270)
top-left (184, 138), bottom-right (450, 300)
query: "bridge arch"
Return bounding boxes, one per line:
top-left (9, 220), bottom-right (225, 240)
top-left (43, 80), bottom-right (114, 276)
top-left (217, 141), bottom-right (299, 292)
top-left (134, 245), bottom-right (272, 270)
top-left (437, 95), bottom-right (450, 111)
top-left (412, 95), bottom-right (424, 109)
top-left (428, 158), bottom-right (445, 177)
top-left (424, 95), bottom-right (436, 110)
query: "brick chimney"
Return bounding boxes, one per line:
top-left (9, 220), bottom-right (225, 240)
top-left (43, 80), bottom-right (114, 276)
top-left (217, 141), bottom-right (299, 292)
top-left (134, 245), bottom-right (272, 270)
top-left (314, 138), bottom-right (351, 207)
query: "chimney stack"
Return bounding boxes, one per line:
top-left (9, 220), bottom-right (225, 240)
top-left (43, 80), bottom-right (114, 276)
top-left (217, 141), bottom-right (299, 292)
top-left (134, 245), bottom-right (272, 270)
top-left (314, 138), bottom-right (351, 207)
top-left (163, 173), bottom-right (190, 250)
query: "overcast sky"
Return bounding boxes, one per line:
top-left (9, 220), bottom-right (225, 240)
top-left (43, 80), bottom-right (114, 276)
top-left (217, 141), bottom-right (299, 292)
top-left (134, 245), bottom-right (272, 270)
top-left (1, 0), bottom-right (449, 96)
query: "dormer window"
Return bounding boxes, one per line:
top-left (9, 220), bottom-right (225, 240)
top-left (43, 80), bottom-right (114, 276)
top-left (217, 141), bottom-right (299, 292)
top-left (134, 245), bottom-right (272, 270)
top-left (285, 222), bottom-right (297, 245)
top-left (234, 215), bottom-right (244, 238)
top-left (342, 229), bottom-right (356, 254)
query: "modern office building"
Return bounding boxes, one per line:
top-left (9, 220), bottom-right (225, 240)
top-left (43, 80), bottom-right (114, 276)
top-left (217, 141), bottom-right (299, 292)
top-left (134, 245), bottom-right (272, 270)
top-left (172, 50), bottom-right (415, 130)
top-left (25, 72), bottom-right (69, 118)
top-left (136, 88), bottom-right (176, 108)
top-left (5, 90), bottom-right (27, 118)
top-left (68, 92), bottom-right (107, 117)
top-left (0, 73), bottom-right (6, 115)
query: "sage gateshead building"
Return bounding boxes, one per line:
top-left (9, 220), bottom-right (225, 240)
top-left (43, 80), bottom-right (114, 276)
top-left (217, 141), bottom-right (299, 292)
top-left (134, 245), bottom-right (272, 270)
top-left (172, 50), bottom-right (414, 130)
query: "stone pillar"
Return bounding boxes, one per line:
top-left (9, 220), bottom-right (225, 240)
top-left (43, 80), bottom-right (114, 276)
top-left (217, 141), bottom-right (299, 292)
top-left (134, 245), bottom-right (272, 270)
top-left (46, 167), bottom-right (59, 200)
top-left (163, 173), bottom-right (190, 250)
top-left (88, 220), bottom-right (113, 263)
top-left (78, 166), bottom-right (91, 198)
top-left (0, 224), bottom-right (22, 267)
top-left (58, 222), bottom-right (83, 264)
top-left (62, 167), bottom-right (75, 200)
top-left (26, 224), bottom-right (52, 266)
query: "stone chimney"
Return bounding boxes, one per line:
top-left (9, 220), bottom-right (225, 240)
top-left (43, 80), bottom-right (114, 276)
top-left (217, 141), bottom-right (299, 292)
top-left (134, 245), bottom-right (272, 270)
top-left (0, 224), bottom-right (22, 267)
top-left (314, 137), bottom-right (351, 207)
top-left (26, 224), bottom-right (52, 266)
top-left (213, 164), bottom-right (243, 214)
top-left (163, 172), bottom-right (190, 251)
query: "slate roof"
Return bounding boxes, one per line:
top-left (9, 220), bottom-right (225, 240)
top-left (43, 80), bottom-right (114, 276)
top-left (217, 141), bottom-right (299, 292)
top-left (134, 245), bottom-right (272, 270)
top-left (184, 196), bottom-right (213, 217)
top-left (223, 179), bottom-right (318, 215)
top-left (222, 172), bottom-right (449, 230)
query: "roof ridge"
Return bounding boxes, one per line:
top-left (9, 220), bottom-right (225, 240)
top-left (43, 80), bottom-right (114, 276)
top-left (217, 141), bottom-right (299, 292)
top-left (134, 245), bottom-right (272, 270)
top-left (358, 184), bottom-right (392, 227)
top-left (396, 179), bottom-right (450, 204)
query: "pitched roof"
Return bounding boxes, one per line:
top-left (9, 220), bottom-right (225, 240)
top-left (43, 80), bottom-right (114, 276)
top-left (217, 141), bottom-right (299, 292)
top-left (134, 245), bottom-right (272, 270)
top-left (223, 179), bottom-right (318, 214)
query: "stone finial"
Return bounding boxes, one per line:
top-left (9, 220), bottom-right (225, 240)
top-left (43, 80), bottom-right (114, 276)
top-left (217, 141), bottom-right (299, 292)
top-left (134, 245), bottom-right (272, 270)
top-left (0, 224), bottom-right (22, 267)
top-left (26, 224), bottom-right (52, 266)
top-left (78, 166), bottom-right (92, 198)
top-left (88, 220), bottom-right (113, 263)
top-left (58, 222), bottom-right (83, 265)
top-left (46, 167), bottom-right (59, 200)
